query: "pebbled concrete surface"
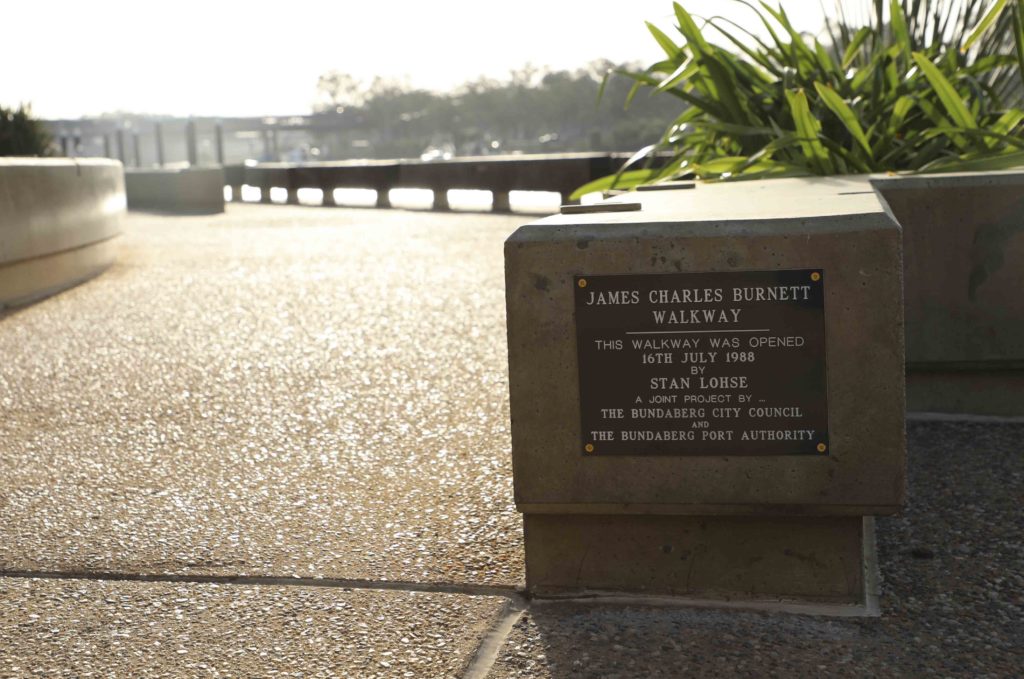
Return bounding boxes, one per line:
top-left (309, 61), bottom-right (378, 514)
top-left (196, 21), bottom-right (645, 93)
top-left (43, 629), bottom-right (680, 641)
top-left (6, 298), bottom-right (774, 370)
top-left (487, 421), bottom-right (1024, 677)
top-left (2, 205), bottom-right (1021, 676)
top-left (0, 205), bottom-right (523, 585)
top-left (0, 577), bottom-right (505, 678)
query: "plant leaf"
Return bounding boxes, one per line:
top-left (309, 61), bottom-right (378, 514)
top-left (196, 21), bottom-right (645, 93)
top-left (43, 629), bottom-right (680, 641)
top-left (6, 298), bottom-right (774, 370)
top-left (923, 126), bottom-right (1024, 148)
top-left (673, 2), bottom-right (712, 54)
top-left (919, 149), bottom-right (1024, 173)
top-left (993, 108), bottom-right (1024, 135)
top-left (1014, 2), bottom-right (1024, 93)
top-left (911, 52), bottom-right (979, 131)
top-left (656, 57), bottom-right (697, 91)
top-left (889, 0), bottom-right (912, 61)
top-left (890, 95), bottom-right (916, 131)
top-left (813, 81), bottom-right (874, 158)
top-left (963, 0), bottom-right (1009, 51)
top-left (842, 27), bottom-right (873, 68)
top-left (784, 88), bottom-right (833, 174)
top-left (646, 21), bottom-right (682, 59)
top-left (569, 169), bottom-right (669, 200)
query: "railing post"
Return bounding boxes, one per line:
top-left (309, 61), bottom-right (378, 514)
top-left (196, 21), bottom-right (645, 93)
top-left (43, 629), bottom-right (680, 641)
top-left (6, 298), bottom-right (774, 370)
top-left (103, 134), bottom-right (112, 158)
top-left (116, 129), bottom-right (126, 164)
top-left (215, 123), bottom-right (225, 165)
top-left (262, 128), bottom-right (280, 161)
top-left (263, 129), bottom-right (273, 160)
top-left (155, 122), bottom-right (165, 167)
top-left (133, 132), bottom-right (142, 167)
top-left (375, 187), bottom-right (391, 209)
top-left (492, 189), bottom-right (511, 213)
top-left (232, 185), bottom-right (245, 202)
top-left (59, 136), bottom-right (69, 156)
top-left (321, 185), bottom-right (336, 207)
top-left (432, 188), bottom-right (450, 211)
top-left (286, 187), bottom-right (300, 205)
top-left (185, 120), bottom-right (198, 166)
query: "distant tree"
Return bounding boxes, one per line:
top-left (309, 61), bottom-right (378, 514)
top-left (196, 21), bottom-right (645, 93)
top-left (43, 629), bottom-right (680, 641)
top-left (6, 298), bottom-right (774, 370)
top-left (309, 60), bottom-right (683, 159)
top-left (0, 104), bottom-right (51, 156)
top-left (315, 71), bottom-right (365, 111)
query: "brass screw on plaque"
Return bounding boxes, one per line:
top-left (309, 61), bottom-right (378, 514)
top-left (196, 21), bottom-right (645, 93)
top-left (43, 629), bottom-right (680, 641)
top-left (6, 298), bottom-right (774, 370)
top-left (578, 278), bottom-right (588, 288)
top-left (817, 443), bottom-right (827, 453)
top-left (584, 443), bottom-right (595, 453)
top-left (811, 272), bottom-right (821, 282)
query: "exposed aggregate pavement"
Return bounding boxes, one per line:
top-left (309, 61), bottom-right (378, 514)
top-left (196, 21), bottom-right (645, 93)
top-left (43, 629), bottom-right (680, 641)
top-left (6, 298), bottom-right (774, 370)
top-left (0, 205), bottom-right (1020, 677)
top-left (0, 206), bottom-right (524, 586)
top-left (0, 577), bottom-right (504, 678)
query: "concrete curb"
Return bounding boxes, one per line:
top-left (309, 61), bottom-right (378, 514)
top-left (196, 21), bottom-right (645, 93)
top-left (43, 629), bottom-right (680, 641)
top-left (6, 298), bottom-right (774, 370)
top-left (0, 158), bottom-right (124, 309)
top-left (125, 166), bottom-right (225, 214)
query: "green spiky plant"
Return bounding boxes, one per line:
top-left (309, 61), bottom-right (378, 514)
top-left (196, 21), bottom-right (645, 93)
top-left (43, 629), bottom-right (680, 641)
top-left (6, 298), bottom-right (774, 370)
top-left (573, 0), bottom-right (1024, 198)
top-left (0, 104), bottom-right (51, 157)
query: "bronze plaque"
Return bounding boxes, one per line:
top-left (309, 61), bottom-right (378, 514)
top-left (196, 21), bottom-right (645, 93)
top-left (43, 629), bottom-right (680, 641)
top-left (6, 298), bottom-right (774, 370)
top-left (574, 270), bottom-right (828, 456)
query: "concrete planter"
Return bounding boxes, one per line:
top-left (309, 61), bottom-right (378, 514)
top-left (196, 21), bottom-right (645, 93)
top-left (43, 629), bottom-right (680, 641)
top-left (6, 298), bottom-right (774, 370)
top-left (125, 166), bottom-right (225, 214)
top-left (0, 158), bottom-right (124, 309)
top-left (871, 171), bottom-right (1024, 416)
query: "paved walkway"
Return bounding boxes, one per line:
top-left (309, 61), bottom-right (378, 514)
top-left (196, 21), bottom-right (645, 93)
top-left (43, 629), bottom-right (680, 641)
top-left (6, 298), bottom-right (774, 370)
top-left (1, 205), bottom-right (1020, 677)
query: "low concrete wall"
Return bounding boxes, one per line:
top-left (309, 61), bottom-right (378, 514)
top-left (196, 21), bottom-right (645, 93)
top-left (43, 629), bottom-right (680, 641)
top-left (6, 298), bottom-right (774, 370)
top-left (125, 166), bottom-right (225, 214)
top-left (0, 158), bottom-right (124, 309)
top-left (228, 153), bottom-right (628, 210)
top-left (872, 171), bottom-right (1024, 415)
top-left (872, 171), bottom-right (1024, 365)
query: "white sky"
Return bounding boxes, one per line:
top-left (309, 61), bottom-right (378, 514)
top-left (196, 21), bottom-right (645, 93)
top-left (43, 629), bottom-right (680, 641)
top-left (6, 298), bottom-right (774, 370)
top-left (2, 1), bottom-right (833, 119)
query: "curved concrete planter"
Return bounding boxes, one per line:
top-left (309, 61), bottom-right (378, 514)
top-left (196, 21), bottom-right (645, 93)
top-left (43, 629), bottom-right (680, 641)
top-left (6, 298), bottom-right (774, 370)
top-left (0, 158), bottom-right (124, 309)
top-left (871, 170), bottom-right (1024, 416)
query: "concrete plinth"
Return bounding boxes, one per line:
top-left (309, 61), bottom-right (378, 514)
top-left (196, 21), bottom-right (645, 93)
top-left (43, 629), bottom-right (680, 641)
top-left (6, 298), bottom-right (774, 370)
top-left (505, 177), bottom-right (905, 606)
top-left (525, 514), bottom-right (867, 604)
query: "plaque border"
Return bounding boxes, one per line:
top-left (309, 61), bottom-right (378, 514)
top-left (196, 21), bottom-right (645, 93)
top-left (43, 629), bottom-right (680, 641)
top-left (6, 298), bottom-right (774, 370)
top-left (572, 268), bottom-right (831, 457)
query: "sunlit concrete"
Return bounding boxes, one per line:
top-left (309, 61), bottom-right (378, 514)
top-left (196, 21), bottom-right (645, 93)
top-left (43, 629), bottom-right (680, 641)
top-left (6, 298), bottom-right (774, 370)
top-left (0, 205), bottom-right (1018, 675)
top-left (0, 204), bottom-right (525, 585)
top-left (0, 577), bottom-right (504, 676)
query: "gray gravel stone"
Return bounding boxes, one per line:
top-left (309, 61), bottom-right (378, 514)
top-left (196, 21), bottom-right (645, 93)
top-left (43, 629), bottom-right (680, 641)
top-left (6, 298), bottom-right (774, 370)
top-left (487, 421), bottom-right (1024, 677)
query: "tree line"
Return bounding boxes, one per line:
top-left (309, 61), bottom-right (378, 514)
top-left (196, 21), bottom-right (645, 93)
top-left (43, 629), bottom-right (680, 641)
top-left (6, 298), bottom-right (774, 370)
top-left (310, 61), bottom-right (681, 159)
